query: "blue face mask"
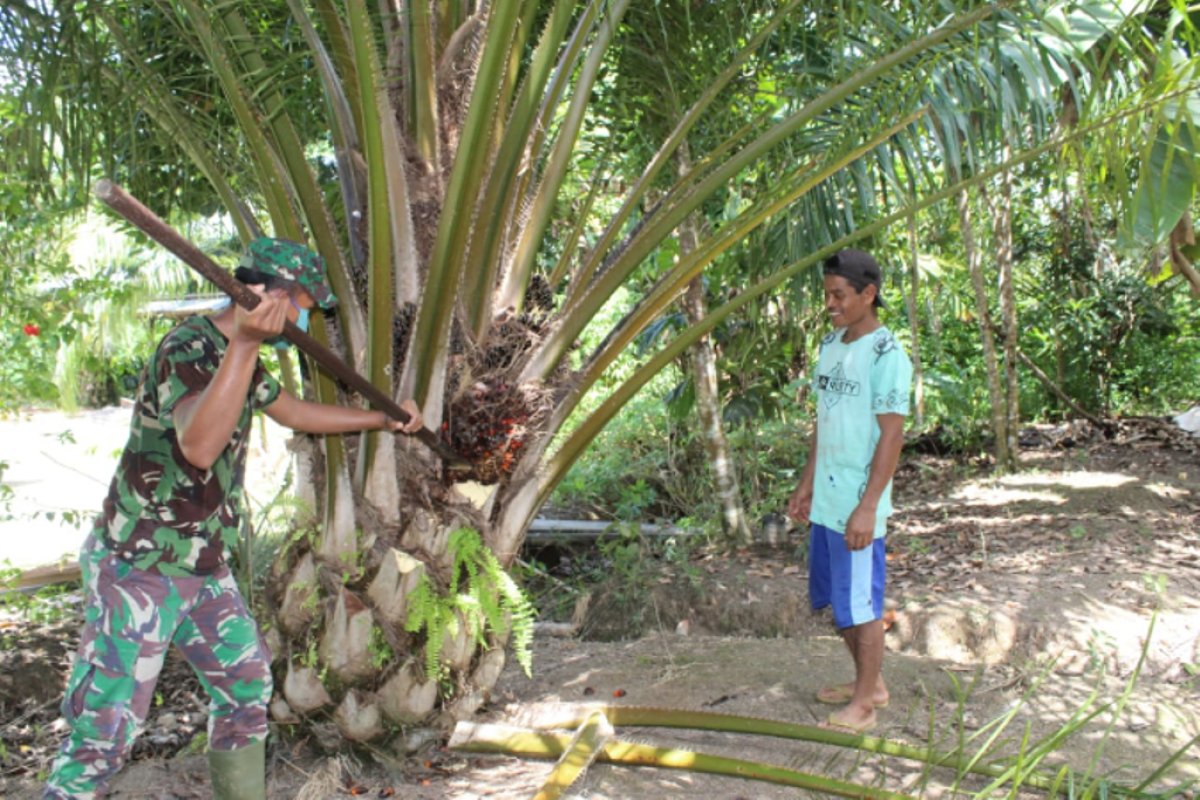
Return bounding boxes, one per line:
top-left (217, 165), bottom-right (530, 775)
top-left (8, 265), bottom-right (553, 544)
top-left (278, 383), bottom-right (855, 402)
top-left (270, 298), bottom-right (309, 349)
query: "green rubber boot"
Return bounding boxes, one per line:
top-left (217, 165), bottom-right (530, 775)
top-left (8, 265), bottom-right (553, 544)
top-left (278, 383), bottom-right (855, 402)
top-left (208, 739), bottom-right (267, 800)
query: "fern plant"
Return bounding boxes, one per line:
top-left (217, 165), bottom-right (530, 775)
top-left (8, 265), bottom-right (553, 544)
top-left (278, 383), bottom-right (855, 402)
top-left (405, 528), bottom-right (536, 679)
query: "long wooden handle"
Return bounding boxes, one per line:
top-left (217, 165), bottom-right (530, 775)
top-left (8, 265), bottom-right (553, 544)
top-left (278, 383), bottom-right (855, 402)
top-left (94, 179), bottom-right (469, 469)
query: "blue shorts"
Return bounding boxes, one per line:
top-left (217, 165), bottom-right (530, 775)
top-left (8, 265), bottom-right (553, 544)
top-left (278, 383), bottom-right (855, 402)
top-left (809, 524), bottom-right (886, 629)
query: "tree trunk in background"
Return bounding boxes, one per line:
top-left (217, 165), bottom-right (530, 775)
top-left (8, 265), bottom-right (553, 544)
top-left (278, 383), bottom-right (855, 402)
top-left (994, 145), bottom-right (1021, 472)
top-left (681, 270), bottom-right (752, 545)
top-left (1072, 148), bottom-right (1104, 278)
top-left (672, 146), bottom-right (749, 544)
top-left (904, 210), bottom-right (925, 426)
top-left (958, 185), bottom-right (1009, 469)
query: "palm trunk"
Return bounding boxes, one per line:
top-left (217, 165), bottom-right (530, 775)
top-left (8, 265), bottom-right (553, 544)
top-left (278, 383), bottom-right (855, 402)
top-left (994, 144), bottom-right (1020, 472)
top-left (682, 273), bottom-right (752, 545)
top-left (957, 184), bottom-right (1008, 469)
top-left (904, 209), bottom-right (925, 426)
top-left (1055, 339), bottom-right (1066, 417)
top-left (674, 148), bottom-right (750, 546)
top-left (1071, 147), bottom-right (1103, 278)
top-left (267, 4), bottom-right (525, 738)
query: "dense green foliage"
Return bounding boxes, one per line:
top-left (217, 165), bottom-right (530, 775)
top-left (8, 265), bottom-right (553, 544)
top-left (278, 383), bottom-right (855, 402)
top-left (0, 200), bottom-right (223, 415)
top-left (3, 0), bottom-right (1197, 531)
top-left (0, 207), bottom-right (78, 412)
top-left (553, 149), bottom-right (1200, 520)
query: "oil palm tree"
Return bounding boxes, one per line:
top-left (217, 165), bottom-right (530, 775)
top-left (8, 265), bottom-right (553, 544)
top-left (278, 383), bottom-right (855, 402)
top-left (4, 0), bottom-right (1189, 742)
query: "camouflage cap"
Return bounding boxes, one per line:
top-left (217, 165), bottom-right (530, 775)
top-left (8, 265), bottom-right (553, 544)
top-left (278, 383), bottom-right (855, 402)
top-left (238, 237), bottom-right (338, 309)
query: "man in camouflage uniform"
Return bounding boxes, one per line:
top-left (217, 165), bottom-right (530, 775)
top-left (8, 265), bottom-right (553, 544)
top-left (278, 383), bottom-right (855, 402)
top-left (44, 238), bottom-right (423, 800)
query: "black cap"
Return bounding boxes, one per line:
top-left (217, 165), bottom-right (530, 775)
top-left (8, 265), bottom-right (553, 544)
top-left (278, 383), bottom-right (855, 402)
top-left (823, 248), bottom-right (885, 308)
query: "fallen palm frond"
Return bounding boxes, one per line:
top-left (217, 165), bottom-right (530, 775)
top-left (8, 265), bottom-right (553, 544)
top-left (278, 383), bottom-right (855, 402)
top-left (483, 623), bottom-right (1194, 800)
top-left (531, 710), bottom-right (613, 800)
top-left (510, 702), bottom-right (1076, 793)
top-left (477, 613), bottom-right (1195, 799)
top-left (450, 721), bottom-right (920, 799)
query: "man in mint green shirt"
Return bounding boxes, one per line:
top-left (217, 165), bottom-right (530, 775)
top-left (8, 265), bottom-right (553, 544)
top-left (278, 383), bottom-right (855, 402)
top-left (788, 248), bottom-right (912, 735)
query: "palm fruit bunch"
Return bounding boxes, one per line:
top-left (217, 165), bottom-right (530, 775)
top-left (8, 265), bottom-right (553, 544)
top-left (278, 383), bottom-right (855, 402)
top-left (441, 380), bottom-right (530, 484)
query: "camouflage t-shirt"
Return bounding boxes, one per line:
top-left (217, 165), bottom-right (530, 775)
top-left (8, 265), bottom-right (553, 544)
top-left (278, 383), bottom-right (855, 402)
top-left (96, 316), bottom-right (280, 576)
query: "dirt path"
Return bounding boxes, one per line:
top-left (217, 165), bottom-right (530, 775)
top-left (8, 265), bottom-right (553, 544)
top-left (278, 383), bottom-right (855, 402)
top-left (2, 420), bottom-right (1199, 798)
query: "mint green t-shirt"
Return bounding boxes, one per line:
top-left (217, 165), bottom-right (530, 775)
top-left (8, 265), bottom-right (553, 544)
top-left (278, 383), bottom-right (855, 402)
top-left (809, 326), bottom-right (912, 538)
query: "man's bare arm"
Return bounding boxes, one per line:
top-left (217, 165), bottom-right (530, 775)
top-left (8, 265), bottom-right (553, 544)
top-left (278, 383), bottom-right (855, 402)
top-left (264, 391), bottom-right (423, 435)
top-left (843, 413), bottom-right (905, 550)
top-left (176, 290), bottom-right (289, 470)
top-left (788, 424), bottom-right (819, 524)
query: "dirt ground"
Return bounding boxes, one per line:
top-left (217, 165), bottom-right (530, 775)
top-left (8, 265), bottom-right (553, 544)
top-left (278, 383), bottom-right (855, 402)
top-left (3, 417), bottom-right (1199, 798)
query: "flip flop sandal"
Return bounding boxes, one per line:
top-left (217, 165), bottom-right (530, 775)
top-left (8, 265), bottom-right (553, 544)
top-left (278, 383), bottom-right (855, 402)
top-left (822, 713), bottom-right (878, 735)
top-left (815, 686), bottom-right (889, 707)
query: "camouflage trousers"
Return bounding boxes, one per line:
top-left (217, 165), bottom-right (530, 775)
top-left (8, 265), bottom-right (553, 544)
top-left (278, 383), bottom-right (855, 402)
top-left (44, 532), bottom-right (272, 799)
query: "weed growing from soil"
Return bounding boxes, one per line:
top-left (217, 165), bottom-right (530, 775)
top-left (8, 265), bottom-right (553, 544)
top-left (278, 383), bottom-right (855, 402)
top-left (593, 532), bottom-right (656, 626)
top-left (404, 528), bottom-right (536, 678)
top-left (517, 525), bottom-right (712, 640)
top-left (1085, 628), bottom-right (1117, 674)
top-left (0, 559), bottom-right (78, 637)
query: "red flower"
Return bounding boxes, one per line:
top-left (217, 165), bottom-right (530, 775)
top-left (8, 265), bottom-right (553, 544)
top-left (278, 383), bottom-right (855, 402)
top-left (23, 323), bottom-right (40, 337)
